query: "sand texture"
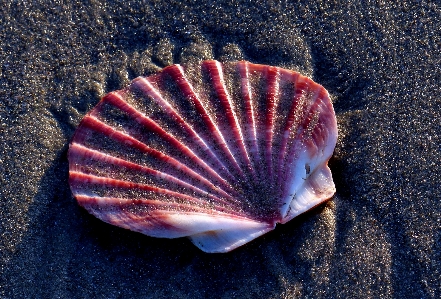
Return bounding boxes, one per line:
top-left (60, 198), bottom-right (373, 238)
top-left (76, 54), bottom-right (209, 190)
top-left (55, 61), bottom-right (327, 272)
top-left (0, 1), bottom-right (440, 298)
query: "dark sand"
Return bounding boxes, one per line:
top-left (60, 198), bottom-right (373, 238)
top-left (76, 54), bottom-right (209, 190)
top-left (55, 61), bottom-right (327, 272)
top-left (1, 1), bottom-right (440, 298)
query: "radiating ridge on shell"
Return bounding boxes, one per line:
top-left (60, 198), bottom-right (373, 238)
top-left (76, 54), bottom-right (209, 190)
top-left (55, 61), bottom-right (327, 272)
top-left (68, 60), bottom-right (338, 253)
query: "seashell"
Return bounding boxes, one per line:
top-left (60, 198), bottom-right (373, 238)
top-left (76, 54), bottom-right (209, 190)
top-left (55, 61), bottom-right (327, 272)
top-left (68, 60), bottom-right (338, 253)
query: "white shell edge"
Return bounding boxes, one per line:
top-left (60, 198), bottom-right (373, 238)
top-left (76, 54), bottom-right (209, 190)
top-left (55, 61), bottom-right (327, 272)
top-left (189, 222), bottom-right (275, 253)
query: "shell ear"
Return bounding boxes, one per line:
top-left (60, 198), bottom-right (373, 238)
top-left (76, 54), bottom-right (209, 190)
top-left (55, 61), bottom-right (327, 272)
top-left (189, 223), bottom-right (274, 253)
top-left (281, 164), bottom-right (335, 224)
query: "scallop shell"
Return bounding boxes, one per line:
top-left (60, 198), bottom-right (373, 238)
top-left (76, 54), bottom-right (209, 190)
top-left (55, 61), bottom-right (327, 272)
top-left (68, 60), bottom-right (337, 253)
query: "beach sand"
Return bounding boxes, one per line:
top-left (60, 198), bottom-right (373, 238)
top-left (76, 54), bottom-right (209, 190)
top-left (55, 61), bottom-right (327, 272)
top-left (0, 1), bottom-right (440, 298)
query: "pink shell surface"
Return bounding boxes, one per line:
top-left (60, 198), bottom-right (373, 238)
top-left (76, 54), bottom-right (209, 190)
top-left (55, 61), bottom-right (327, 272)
top-left (68, 60), bottom-right (338, 253)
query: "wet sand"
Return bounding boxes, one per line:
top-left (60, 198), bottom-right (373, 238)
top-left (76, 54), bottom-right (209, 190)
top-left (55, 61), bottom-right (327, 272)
top-left (1, 1), bottom-right (440, 298)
